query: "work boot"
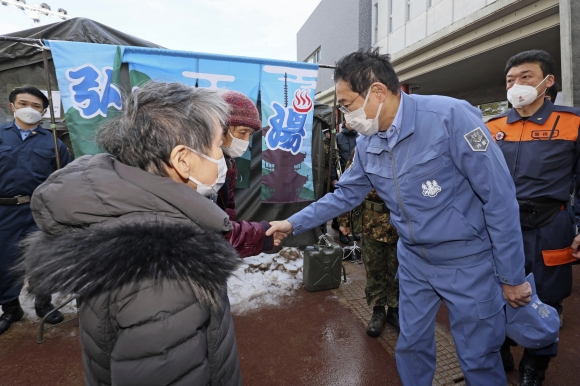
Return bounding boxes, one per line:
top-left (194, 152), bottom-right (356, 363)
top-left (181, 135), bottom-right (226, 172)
top-left (35, 295), bottom-right (64, 324)
top-left (0, 298), bottom-right (24, 335)
top-left (519, 350), bottom-right (550, 386)
top-left (501, 341), bottom-right (514, 371)
top-left (385, 307), bottom-right (400, 330)
top-left (366, 306), bottom-right (387, 337)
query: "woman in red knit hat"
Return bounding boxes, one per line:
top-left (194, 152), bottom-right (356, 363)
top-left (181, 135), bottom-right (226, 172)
top-left (219, 91), bottom-right (274, 257)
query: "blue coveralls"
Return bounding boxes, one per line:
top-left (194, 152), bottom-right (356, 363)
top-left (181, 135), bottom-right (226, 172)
top-left (487, 100), bottom-right (580, 357)
top-left (289, 93), bottom-right (526, 385)
top-left (0, 121), bottom-right (71, 305)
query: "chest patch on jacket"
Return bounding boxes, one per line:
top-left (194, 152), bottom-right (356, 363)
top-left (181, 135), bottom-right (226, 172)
top-left (422, 180), bottom-right (442, 197)
top-left (531, 130), bottom-right (559, 139)
top-left (464, 127), bottom-right (489, 152)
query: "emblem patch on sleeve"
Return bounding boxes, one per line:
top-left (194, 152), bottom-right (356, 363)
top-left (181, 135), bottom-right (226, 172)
top-left (464, 127), bottom-right (489, 152)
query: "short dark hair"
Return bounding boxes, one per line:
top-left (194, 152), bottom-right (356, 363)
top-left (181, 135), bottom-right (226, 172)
top-left (505, 50), bottom-right (555, 77)
top-left (546, 82), bottom-right (559, 102)
top-left (9, 86), bottom-right (49, 109)
top-left (334, 48), bottom-right (400, 95)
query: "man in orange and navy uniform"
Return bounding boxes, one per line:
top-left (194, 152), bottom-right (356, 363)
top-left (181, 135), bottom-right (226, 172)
top-left (487, 49), bottom-right (580, 386)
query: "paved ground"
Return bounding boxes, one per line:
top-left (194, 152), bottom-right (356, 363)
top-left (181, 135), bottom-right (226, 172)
top-left (1, 254), bottom-right (580, 385)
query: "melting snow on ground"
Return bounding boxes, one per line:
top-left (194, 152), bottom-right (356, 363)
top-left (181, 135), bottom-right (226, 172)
top-left (19, 283), bottom-right (77, 320)
top-left (17, 247), bottom-right (304, 319)
top-left (228, 247), bottom-right (304, 314)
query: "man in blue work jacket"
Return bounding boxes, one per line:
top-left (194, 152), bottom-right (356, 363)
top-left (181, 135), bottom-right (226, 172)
top-left (267, 49), bottom-right (532, 385)
top-left (0, 86), bottom-right (72, 335)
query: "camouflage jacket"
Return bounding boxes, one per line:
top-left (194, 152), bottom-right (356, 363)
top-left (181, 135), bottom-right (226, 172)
top-left (338, 150), bottom-right (399, 243)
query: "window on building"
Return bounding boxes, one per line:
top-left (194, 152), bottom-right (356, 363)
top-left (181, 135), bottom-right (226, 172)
top-left (305, 47), bottom-right (321, 64)
top-left (388, 0), bottom-right (393, 34)
top-left (373, 3), bottom-right (379, 43)
top-left (406, 0), bottom-right (411, 22)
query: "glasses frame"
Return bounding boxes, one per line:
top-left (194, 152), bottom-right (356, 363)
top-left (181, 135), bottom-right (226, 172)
top-left (338, 93), bottom-right (361, 114)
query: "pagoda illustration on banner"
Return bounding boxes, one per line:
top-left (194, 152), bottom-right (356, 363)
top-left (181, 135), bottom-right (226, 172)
top-left (262, 73), bottom-right (312, 203)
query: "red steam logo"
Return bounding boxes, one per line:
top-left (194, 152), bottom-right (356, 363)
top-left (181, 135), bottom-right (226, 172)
top-left (292, 90), bottom-right (313, 113)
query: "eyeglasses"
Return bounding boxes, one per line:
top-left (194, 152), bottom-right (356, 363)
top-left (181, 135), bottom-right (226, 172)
top-left (338, 94), bottom-right (361, 114)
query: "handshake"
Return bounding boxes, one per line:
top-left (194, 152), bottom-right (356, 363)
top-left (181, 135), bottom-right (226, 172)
top-left (266, 220), bottom-right (294, 247)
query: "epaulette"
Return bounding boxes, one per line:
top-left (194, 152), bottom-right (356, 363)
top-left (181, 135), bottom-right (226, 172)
top-left (553, 105), bottom-right (580, 117)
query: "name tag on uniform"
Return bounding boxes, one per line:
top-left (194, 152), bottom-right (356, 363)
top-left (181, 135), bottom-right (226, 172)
top-left (464, 127), bottom-right (489, 152)
top-left (531, 130), bottom-right (559, 139)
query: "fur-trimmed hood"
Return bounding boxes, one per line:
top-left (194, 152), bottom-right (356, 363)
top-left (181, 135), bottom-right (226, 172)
top-left (20, 220), bottom-right (240, 305)
top-left (19, 154), bottom-right (240, 305)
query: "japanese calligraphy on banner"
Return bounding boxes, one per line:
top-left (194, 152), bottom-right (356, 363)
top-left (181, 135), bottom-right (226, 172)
top-left (48, 40), bottom-right (318, 200)
top-left (261, 66), bottom-right (317, 202)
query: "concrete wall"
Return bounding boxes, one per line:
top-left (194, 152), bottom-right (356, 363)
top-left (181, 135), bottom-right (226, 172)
top-left (297, 0), bottom-right (361, 93)
top-left (375, 0), bottom-right (504, 55)
top-left (359, 0), bottom-right (373, 50)
top-left (560, 0), bottom-right (580, 106)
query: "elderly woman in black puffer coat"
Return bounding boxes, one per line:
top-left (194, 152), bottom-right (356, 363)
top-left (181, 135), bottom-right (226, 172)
top-left (19, 81), bottom-right (242, 386)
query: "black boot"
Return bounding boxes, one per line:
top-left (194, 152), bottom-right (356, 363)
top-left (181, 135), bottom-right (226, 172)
top-left (35, 294), bottom-right (64, 324)
top-left (519, 350), bottom-right (550, 386)
top-left (0, 298), bottom-right (24, 335)
top-left (501, 340), bottom-right (514, 371)
top-left (385, 307), bottom-right (400, 330)
top-left (366, 306), bottom-right (387, 337)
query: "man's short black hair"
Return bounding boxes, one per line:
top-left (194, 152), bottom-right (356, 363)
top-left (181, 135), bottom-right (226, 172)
top-left (9, 86), bottom-right (49, 109)
top-left (546, 82), bottom-right (559, 102)
top-left (334, 48), bottom-right (400, 95)
top-left (505, 50), bottom-right (555, 77)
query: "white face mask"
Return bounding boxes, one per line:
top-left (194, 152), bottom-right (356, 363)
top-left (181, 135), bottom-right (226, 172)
top-left (222, 130), bottom-right (250, 158)
top-left (186, 147), bottom-right (227, 199)
top-left (343, 88), bottom-right (383, 137)
top-left (11, 104), bottom-right (43, 125)
top-left (507, 75), bottom-right (549, 108)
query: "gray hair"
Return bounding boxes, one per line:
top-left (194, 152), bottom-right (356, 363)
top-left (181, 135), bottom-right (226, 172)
top-left (95, 81), bottom-right (229, 176)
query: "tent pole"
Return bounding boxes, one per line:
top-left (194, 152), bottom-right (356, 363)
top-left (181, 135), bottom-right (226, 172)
top-left (0, 36), bottom-right (43, 44)
top-left (327, 87), bottom-right (337, 194)
top-left (41, 47), bottom-right (61, 169)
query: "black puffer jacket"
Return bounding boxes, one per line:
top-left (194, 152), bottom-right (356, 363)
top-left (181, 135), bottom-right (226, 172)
top-left (20, 154), bottom-right (242, 386)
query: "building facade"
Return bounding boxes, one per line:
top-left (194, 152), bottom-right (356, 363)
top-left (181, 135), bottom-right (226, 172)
top-left (308, 0), bottom-right (579, 113)
top-left (297, 0), bottom-right (372, 94)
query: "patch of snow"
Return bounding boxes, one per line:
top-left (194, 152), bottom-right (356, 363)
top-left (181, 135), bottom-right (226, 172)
top-left (228, 247), bottom-right (304, 314)
top-left (18, 282), bottom-right (77, 321)
top-left (15, 248), bottom-right (305, 319)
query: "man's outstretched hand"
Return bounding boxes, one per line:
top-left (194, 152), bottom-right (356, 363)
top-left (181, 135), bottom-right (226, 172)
top-left (502, 281), bottom-right (532, 308)
top-left (266, 220), bottom-right (294, 247)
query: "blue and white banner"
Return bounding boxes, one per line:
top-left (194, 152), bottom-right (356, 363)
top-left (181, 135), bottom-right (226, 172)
top-left (48, 40), bottom-right (318, 201)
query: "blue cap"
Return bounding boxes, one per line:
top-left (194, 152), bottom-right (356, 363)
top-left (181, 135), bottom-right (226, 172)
top-left (505, 273), bottom-right (559, 349)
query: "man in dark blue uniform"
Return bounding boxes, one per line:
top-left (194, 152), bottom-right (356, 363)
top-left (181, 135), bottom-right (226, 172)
top-left (487, 50), bottom-right (580, 386)
top-left (0, 86), bottom-right (72, 335)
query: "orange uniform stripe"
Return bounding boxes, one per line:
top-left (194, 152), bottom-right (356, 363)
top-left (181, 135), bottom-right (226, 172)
top-left (487, 112), bottom-right (579, 142)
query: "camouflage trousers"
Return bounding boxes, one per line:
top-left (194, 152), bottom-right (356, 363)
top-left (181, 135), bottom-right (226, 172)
top-left (362, 238), bottom-right (399, 308)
